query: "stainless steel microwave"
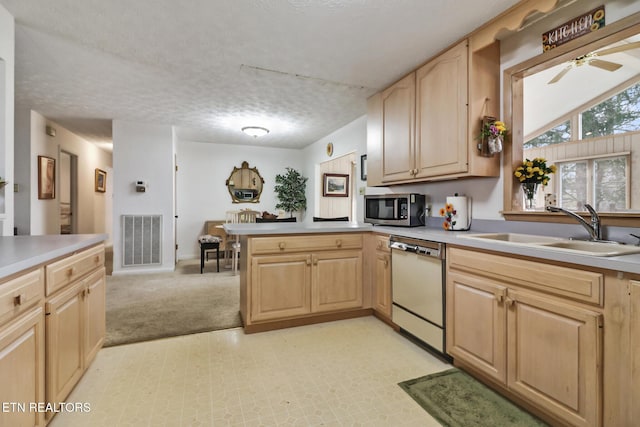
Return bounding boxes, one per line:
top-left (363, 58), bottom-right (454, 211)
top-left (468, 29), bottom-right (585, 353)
top-left (364, 194), bottom-right (425, 227)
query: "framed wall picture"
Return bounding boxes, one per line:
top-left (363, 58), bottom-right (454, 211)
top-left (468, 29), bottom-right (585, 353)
top-left (95, 168), bottom-right (107, 193)
top-left (360, 154), bottom-right (367, 180)
top-left (323, 173), bottom-right (349, 197)
top-left (37, 155), bottom-right (56, 199)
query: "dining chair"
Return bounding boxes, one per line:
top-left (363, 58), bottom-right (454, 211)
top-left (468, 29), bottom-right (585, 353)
top-left (225, 209), bottom-right (259, 274)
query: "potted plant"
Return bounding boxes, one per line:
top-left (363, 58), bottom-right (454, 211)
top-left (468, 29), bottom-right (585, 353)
top-left (478, 119), bottom-right (508, 155)
top-left (274, 167), bottom-right (307, 218)
top-left (514, 157), bottom-right (556, 210)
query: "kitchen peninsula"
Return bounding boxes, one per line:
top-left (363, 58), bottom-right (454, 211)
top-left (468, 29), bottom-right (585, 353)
top-left (225, 222), bottom-right (375, 333)
top-left (0, 234), bottom-right (107, 426)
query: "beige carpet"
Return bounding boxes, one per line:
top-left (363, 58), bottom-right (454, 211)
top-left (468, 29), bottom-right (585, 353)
top-left (104, 259), bottom-right (241, 347)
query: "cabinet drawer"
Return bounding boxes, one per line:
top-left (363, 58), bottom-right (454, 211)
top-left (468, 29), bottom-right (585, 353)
top-left (46, 244), bottom-right (105, 296)
top-left (0, 269), bottom-right (44, 326)
top-left (373, 234), bottom-right (390, 253)
top-left (448, 247), bottom-right (603, 306)
top-left (251, 234), bottom-right (363, 254)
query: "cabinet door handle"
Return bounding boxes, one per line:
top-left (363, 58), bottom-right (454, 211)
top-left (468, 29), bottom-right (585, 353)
top-left (383, 258), bottom-right (389, 268)
top-left (505, 297), bottom-right (514, 307)
top-left (313, 257), bottom-right (318, 266)
top-left (306, 258), bottom-right (311, 266)
top-left (494, 290), bottom-right (505, 303)
top-left (278, 242), bottom-right (286, 250)
top-left (336, 239), bottom-right (342, 248)
top-left (14, 294), bottom-right (25, 306)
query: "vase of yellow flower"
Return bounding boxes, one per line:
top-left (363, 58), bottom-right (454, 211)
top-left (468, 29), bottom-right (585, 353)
top-left (514, 158), bottom-right (556, 210)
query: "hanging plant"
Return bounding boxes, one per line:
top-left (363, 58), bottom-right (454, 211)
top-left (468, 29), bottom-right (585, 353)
top-left (274, 167), bottom-right (308, 217)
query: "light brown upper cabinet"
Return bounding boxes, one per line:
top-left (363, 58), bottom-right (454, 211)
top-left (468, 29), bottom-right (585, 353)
top-left (367, 38), bottom-right (501, 185)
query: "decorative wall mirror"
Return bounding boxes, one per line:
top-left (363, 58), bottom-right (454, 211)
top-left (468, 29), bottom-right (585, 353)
top-left (504, 13), bottom-right (640, 225)
top-left (226, 161), bottom-right (264, 203)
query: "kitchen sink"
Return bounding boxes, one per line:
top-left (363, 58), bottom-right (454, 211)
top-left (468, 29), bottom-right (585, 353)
top-left (539, 240), bottom-right (640, 257)
top-left (459, 233), bottom-right (640, 257)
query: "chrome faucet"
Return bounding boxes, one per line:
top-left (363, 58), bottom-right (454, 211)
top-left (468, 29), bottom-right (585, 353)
top-left (546, 204), bottom-right (601, 241)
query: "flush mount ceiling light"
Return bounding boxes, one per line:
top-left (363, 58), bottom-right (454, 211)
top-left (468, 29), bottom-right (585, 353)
top-left (241, 126), bottom-right (270, 137)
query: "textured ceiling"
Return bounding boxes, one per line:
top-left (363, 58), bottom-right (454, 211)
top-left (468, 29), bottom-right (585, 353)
top-left (2, 0), bottom-right (523, 150)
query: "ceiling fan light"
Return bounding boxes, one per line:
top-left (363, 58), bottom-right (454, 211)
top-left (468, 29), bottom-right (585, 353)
top-left (241, 126), bottom-right (269, 137)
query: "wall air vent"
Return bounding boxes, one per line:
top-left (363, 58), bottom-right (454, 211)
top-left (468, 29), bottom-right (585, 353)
top-left (121, 215), bottom-right (162, 266)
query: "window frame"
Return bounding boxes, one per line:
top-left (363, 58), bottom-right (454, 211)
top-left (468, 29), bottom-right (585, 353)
top-left (555, 154), bottom-right (630, 210)
top-left (502, 14), bottom-right (640, 227)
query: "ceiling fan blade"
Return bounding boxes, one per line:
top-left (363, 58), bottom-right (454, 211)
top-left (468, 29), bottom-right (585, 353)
top-left (589, 59), bottom-right (623, 72)
top-left (595, 41), bottom-right (640, 56)
top-left (547, 66), bottom-right (572, 84)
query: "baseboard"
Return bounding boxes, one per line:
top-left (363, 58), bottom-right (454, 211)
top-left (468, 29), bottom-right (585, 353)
top-left (243, 309), bottom-right (374, 334)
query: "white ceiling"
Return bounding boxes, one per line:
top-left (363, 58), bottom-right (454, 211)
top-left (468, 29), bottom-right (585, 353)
top-left (524, 34), bottom-right (640, 136)
top-left (1, 0), bottom-right (523, 150)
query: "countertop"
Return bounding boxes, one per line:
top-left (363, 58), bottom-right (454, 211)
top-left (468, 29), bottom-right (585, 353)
top-left (224, 222), bottom-right (640, 275)
top-left (0, 234), bottom-right (108, 279)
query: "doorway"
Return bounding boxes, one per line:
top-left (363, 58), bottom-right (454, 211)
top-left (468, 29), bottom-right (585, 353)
top-left (59, 150), bottom-right (78, 234)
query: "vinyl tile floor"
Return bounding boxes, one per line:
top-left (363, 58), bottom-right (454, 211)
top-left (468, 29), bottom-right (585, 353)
top-left (48, 317), bottom-right (451, 427)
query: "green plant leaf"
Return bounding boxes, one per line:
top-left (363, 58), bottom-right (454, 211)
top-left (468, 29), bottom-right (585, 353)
top-left (274, 167), bottom-right (308, 217)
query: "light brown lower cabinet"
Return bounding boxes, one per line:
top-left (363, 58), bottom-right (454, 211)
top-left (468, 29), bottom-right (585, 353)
top-left (0, 307), bottom-right (45, 427)
top-left (250, 253), bottom-right (312, 322)
top-left (45, 267), bottom-right (105, 418)
top-left (242, 234), bottom-right (366, 330)
top-left (250, 250), bottom-right (362, 322)
top-left (0, 243), bottom-right (105, 426)
top-left (447, 247), bottom-right (603, 427)
top-left (371, 235), bottom-right (391, 320)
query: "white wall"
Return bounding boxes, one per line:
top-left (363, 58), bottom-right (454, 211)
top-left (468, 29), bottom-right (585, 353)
top-left (175, 140), bottom-right (302, 259)
top-left (0, 4), bottom-right (13, 236)
top-left (29, 111), bottom-right (56, 235)
top-left (112, 121), bottom-right (175, 273)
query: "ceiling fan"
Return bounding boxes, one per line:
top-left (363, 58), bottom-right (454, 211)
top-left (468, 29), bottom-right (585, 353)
top-left (548, 40), bottom-right (640, 84)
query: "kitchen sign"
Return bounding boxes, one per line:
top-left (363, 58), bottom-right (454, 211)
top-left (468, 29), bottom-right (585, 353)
top-left (542, 6), bottom-right (605, 51)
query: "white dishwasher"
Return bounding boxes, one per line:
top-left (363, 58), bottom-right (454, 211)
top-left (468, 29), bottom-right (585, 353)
top-left (390, 235), bottom-right (449, 360)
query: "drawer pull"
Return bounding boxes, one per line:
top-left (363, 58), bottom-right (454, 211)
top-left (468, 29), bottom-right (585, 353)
top-left (13, 294), bottom-right (25, 306)
top-left (94, 255), bottom-right (100, 263)
top-left (278, 242), bottom-right (286, 250)
top-left (336, 239), bottom-right (342, 248)
top-left (66, 267), bottom-right (76, 277)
